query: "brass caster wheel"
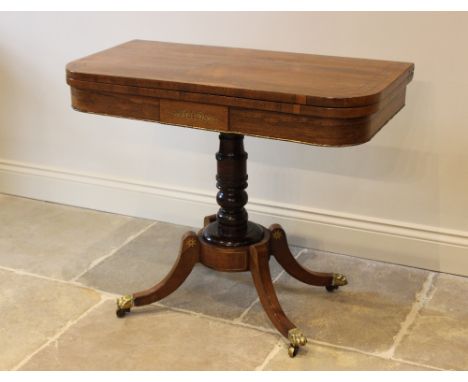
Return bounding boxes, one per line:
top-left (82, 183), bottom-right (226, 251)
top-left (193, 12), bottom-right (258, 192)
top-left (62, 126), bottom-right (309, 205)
top-left (116, 308), bottom-right (129, 318)
top-left (288, 345), bottom-right (299, 358)
top-left (326, 285), bottom-right (339, 292)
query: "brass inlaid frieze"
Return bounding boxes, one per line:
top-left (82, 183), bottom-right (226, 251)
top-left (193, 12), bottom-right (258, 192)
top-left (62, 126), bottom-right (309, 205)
top-left (160, 99), bottom-right (228, 131)
top-left (173, 110), bottom-right (218, 123)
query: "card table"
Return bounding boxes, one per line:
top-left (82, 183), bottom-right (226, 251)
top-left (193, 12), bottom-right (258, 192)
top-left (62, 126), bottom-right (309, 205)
top-left (66, 40), bottom-right (414, 357)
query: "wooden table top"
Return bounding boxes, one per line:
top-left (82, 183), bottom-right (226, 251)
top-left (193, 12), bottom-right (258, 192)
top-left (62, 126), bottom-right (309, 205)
top-left (66, 40), bottom-right (414, 146)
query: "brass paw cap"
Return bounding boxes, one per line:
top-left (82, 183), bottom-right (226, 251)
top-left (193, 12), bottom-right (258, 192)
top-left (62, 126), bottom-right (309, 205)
top-left (332, 273), bottom-right (348, 287)
top-left (116, 295), bottom-right (134, 310)
top-left (288, 328), bottom-right (307, 347)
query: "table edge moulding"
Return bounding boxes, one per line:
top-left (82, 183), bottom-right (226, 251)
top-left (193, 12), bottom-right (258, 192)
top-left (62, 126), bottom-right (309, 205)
top-left (66, 40), bottom-right (414, 358)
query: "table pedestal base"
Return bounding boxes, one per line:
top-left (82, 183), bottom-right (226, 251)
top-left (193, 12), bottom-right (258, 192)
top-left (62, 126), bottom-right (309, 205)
top-left (116, 214), bottom-right (347, 357)
top-left (116, 133), bottom-right (347, 357)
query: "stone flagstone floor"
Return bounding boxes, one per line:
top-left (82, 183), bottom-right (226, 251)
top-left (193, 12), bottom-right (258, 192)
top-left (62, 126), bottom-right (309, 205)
top-left (1, 193), bottom-right (467, 370)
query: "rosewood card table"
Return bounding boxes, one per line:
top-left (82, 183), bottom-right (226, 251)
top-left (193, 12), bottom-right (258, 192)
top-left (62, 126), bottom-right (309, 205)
top-left (66, 40), bottom-right (414, 357)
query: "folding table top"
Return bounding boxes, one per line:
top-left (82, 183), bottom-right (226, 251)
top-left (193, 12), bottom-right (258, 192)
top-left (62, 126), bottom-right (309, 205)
top-left (66, 40), bottom-right (414, 146)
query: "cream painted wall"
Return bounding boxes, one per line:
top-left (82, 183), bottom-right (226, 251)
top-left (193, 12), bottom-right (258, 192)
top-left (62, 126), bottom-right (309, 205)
top-left (0, 12), bottom-right (467, 273)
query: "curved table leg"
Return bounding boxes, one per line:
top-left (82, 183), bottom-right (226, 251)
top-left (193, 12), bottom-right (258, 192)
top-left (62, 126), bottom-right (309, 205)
top-left (249, 243), bottom-right (307, 357)
top-left (203, 214), bottom-right (217, 227)
top-left (116, 231), bottom-right (200, 317)
top-left (269, 224), bottom-right (348, 292)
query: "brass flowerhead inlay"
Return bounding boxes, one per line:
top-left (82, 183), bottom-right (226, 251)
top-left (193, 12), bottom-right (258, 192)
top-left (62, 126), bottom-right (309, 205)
top-left (186, 237), bottom-right (197, 248)
top-left (272, 230), bottom-right (283, 240)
